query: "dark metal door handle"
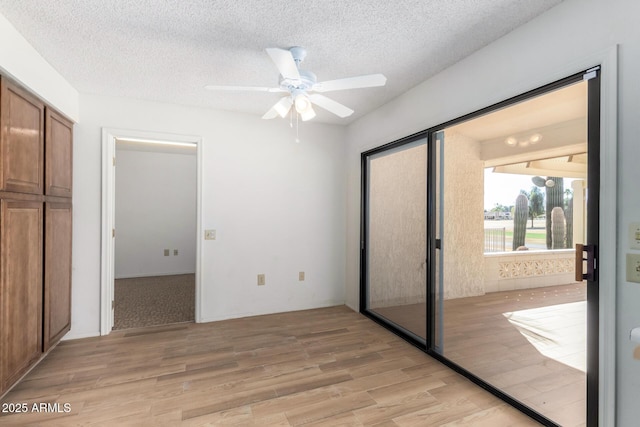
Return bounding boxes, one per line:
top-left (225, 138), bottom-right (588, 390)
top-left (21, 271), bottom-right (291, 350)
top-left (575, 243), bottom-right (596, 282)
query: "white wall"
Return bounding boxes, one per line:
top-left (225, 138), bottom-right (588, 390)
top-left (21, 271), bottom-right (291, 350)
top-left (72, 92), bottom-right (347, 336)
top-left (344, 0), bottom-right (637, 424)
top-left (0, 12), bottom-right (78, 121)
top-left (114, 148), bottom-right (196, 278)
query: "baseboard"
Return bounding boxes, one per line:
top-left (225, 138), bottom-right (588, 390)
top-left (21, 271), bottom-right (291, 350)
top-left (61, 330), bottom-right (101, 341)
top-left (345, 302), bottom-right (358, 313)
top-left (197, 301), bottom-right (345, 324)
top-left (115, 271), bottom-right (196, 280)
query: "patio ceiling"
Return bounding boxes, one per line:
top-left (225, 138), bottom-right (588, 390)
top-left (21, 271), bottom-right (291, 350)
top-left (448, 80), bottom-right (588, 176)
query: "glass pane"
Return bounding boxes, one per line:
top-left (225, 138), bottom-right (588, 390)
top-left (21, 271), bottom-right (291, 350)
top-left (366, 140), bottom-right (427, 341)
top-left (434, 80), bottom-right (588, 427)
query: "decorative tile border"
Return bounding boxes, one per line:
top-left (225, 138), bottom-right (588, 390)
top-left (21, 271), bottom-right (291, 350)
top-left (498, 258), bottom-right (574, 279)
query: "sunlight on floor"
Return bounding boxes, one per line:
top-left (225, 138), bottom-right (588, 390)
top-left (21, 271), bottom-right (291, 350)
top-left (503, 301), bottom-right (586, 372)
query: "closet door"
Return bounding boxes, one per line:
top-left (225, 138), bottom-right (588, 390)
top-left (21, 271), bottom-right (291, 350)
top-left (0, 199), bottom-right (43, 393)
top-left (43, 202), bottom-right (73, 351)
top-left (0, 78), bottom-right (45, 195)
top-left (45, 108), bottom-right (73, 198)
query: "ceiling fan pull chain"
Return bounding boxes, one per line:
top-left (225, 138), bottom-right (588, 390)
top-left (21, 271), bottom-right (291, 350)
top-left (290, 106), bottom-right (293, 128)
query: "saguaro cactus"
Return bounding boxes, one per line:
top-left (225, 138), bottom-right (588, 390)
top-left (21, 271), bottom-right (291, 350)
top-left (512, 193), bottom-right (529, 250)
top-left (551, 206), bottom-right (566, 249)
top-left (545, 177), bottom-right (564, 249)
top-left (565, 195), bottom-right (573, 248)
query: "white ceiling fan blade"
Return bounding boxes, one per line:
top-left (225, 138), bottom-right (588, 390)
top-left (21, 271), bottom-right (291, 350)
top-left (265, 48), bottom-right (301, 81)
top-left (262, 97), bottom-right (293, 119)
top-left (204, 85), bottom-right (284, 93)
top-left (308, 94), bottom-right (354, 118)
top-left (312, 74), bottom-right (387, 93)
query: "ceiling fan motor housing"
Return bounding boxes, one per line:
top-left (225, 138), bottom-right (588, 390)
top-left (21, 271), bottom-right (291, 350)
top-left (279, 69), bottom-right (317, 92)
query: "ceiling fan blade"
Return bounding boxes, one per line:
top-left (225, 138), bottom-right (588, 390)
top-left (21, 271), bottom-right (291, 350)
top-left (262, 97), bottom-right (293, 119)
top-left (265, 48), bottom-right (301, 81)
top-left (204, 85), bottom-right (284, 93)
top-left (308, 94), bottom-right (354, 118)
top-left (312, 74), bottom-right (387, 93)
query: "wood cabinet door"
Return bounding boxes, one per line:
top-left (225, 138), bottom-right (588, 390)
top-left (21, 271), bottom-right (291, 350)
top-left (45, 108), bottom-right (73, 198)
top-left (0, 78), bottom-right (45, 194)
top-left (43, 202), bottom-right (72, 351)
top-left (0, 199), bottom-right (43, 393)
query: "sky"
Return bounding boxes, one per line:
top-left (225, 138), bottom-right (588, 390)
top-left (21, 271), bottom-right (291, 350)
top-left (484, 169), bottom-right (575, 211)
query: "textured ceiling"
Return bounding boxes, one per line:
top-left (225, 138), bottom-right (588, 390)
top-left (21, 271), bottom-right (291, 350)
top-left (0, 0), bottom-right (562, 124)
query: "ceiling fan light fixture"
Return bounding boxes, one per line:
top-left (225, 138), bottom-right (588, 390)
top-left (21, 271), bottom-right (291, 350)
top-left (293, 92), bottom-right (316, 121)
top-left (274, 97), bottom-right (293, 118)
top-left (529, 133), bottom-right (543, 144)
top-left (294, 93), bottom-right (310, 113)
top-left (505, 137), bottom-right (518, 147)
top-left (300, 104), bottom-right (316, 121)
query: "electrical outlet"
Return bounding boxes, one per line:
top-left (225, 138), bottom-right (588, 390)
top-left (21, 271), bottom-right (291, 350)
top-left (627, 254), bottom-right (640, 283)
top-left (204, 229), bottom-right (216, 240)
top-left (174, 249), bottom-right (178, 256)
top-left (299, 271), bottom-right (305, 281)
top-left (164, 249), bottom-right (170, 256)
top-left (257, 274), bottom-right (265, 286)
top-left (630, 223), bottom-right (640, 250)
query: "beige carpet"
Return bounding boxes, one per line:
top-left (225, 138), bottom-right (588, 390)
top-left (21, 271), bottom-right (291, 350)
top-left (114, 274), bottom-right (195, 330)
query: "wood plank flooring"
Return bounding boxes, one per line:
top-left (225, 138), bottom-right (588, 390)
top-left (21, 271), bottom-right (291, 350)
top-left (373, 283), bottom-right (586, 427)
top-left (0, 306), bottom-right (541, 426)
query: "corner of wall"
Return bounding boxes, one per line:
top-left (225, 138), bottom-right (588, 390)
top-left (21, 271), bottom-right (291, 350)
top-left (0, 11), bottom-right (79, 121)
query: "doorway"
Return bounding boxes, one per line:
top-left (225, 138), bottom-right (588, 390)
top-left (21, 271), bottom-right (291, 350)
top-left (361, 69), bottom-right (602, 427)
top-left (101, 129), bottom-right (203, 334)
top-left (113, 139), bottom-right (197, 329)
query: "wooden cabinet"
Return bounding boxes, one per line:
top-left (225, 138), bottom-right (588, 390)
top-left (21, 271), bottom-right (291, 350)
top-left (0, 76), bottom-right (73, 397)
top-left (0, 199), bottom-right (43, 392)
top-left (0, 77), bottom-right (45, 195)
top-left (45, 108), bottom-right (73, 198)
top-left (43, 202), bottom-right (72, 351)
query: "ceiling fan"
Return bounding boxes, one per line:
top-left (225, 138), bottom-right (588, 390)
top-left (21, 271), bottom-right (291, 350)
top-left (205, 46), bottom-right (387, 122)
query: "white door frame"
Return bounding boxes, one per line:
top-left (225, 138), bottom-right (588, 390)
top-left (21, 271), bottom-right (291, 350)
top-left (100, 128), bottom-right (203, 335)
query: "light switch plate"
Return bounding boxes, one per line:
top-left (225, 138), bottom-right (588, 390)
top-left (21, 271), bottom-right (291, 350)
top-left (629, 223), bottom-right (640, 250)
top-left (626, 253), bottom-right (640, 283)
top-left (204, 229), bottom-right (216, 240)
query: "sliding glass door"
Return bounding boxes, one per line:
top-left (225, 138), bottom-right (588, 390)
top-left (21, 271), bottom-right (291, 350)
top-left (432, 74), bottom-right (598, 427)
top-left (361, 137), bottom-right (429, 344)
top-left (361, 69), bottom-right (600, 427)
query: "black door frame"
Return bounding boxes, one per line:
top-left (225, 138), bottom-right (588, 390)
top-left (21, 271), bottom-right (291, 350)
top-left (360, 68), bottom-right (601, 427)
top-left (359, 130), bottom-right (433, 350)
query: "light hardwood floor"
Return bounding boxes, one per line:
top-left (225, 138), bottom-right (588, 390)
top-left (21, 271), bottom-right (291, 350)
top-left (373, 283), bottom-right (586, 427)
top-left (0, 306), bottom-right (541, 426)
